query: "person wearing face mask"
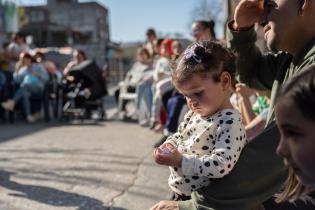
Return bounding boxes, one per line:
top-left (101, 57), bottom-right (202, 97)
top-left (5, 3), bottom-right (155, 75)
top-left (150, 0), bottom-right (315, 209)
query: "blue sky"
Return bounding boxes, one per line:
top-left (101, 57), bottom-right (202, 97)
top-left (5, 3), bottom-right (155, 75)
top-left (20, 0), bottom-right (226, 43)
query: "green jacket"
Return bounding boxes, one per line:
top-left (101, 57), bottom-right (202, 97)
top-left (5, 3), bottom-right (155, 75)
top-left (178, 24), bottom-right (315, 210)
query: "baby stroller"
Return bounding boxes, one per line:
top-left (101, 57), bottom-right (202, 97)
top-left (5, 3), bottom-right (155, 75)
top-left (62, 60), bottom-right (106, 121)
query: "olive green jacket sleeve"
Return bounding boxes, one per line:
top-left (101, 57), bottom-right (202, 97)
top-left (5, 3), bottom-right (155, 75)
top-left (226, 21), bottom-right (291, 91)
top-left (178, 122), bottom-right (287, 210)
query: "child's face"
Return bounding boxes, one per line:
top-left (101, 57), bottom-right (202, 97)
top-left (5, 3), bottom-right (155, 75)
top-left (175, 73), bottom-right (230, 118)
top-left (172, 41), bottom-right (182, 56)
top-left (276, 99), bottom-right (315, 186)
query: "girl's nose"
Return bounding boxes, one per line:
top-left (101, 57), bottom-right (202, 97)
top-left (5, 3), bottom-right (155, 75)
top-left (276, 137), bottom-right (290, 159)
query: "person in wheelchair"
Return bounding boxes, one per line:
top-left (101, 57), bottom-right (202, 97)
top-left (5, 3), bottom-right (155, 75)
top-left (63, 50), bottom-right (106, 120)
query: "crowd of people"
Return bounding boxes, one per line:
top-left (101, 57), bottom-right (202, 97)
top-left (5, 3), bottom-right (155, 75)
top-left (0, 33), bottom-right (108, 123)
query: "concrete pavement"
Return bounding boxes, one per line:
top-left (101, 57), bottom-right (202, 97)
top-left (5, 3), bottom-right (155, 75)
top-left (0, 119), bottom-right (171, 210)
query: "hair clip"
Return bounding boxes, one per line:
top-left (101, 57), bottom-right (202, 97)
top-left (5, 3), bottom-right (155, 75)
top-left (184, 43), bottom-right (202, 63)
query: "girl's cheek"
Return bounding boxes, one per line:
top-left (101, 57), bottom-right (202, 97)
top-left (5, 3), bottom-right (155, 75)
top-left (297, 152), bottom-right (315, 174)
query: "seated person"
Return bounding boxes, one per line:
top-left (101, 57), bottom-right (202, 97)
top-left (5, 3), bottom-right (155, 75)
top-left (1, 53), bottom-right (48, 123)
top-left (115, 47), bottom-right (153, 115)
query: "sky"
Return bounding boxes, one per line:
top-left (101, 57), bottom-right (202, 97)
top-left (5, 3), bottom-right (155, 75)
top-left (20, 0), bottom-right (226, 43)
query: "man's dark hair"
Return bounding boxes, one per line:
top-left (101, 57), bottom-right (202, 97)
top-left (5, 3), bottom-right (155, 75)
top-left (146, 28), bottom-right (156, 37)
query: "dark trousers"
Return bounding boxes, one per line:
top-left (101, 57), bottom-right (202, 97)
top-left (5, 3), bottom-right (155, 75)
top-left (166, 94), bottom-right (186, 133)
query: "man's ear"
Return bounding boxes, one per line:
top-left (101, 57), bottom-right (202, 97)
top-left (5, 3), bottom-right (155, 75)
top-left (299, 0), bottom-right (311, 16)
top-left (220, 71), bottom-right (231, 90)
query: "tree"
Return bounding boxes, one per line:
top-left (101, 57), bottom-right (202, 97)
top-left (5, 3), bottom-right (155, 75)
top-left (190, 0), bottom-right (226, 25)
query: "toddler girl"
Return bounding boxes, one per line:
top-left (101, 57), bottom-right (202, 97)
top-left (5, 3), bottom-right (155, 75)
top-left (153, 41), bottom-right (248, 200)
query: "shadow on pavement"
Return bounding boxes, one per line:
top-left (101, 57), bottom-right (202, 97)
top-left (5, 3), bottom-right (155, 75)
top-left (0, 170), bottom-right (110, 210)
top-left (0, 121), bottom-right (105, 144)
top-left (0, 123), bottom-right (51, 144)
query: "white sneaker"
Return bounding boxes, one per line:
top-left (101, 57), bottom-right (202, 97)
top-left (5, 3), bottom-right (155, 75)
top-left (33, 112), bottom-right (42, 120)
top-left (139, 119), bottom-right (149, 127)
top-left (1, 100), bottom-right (15, 111)
top-left (26, 115), bottom-right (36, 123)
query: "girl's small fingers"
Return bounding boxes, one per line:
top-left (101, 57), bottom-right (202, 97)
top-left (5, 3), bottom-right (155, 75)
top-left (150, 203), bottom-right (158, 210)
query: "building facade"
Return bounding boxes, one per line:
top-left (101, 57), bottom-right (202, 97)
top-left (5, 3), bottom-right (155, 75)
top-left (20, 0), bottom-right (110, 65)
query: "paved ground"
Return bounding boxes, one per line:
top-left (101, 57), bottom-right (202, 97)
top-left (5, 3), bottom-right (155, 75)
top-left (0, 111), bottom-right (171, 210)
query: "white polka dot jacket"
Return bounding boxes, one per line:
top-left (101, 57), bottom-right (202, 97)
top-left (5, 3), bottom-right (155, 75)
top-left (164, 109), bottom-right (248, 196)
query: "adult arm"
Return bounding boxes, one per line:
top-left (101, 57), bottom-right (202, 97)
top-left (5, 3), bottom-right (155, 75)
top-left (226, 0), bottom-right (291, 91)
top-left (227, 23), bottom-right (290, 91)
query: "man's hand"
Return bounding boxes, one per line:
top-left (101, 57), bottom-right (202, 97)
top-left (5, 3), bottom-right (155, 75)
top-left (150, 200), bottom-right (179, 210)
top-left (233, 0), bottom-right (264, 30)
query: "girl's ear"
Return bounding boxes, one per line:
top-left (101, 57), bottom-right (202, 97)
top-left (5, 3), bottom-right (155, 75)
top-left (220, 71), bottom-right (232, 90)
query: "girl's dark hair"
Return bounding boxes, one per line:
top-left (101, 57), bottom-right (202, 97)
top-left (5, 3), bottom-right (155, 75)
top-left (171, 40), bottom-right (236, 85)
top-left (277, 64), bottom-right (315, 123)
top-left (276, 65), bottom-right (315, 202)
top-left (195, 20), bottom-right (216, 39)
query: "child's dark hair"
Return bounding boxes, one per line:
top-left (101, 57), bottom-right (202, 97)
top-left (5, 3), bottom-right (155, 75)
top-left (171, 40), bottom-right (236, 85)
top-left (275, 65), bottom-right (315, 203)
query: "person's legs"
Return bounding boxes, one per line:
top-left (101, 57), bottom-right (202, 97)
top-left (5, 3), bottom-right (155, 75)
top-left (161, 89), bottom-right (174, 110)
top-left (150, 84), bottom-right (157, 127)
top-left (142, 82), bottom-right (153, 119)
top-left (136, 83), bottom-right (145, 110)
top-left (165, 95), bottom-right (186, 134)
top-left (2, 84), bottom-right (28, 111)
top-left (14, 84), bottom-right (43, 122)
top-left (137, 82), bottom-right (153, 125)
top-left (151, 79), bottom-right (173, 129)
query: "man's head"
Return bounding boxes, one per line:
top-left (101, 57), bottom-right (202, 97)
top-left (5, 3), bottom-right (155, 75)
top-left (262, 0), bottom-right (315, 54)
top-left (146, 28), bottom-right (157, 42)
top-left (13, 32), bottom-right (25, 44)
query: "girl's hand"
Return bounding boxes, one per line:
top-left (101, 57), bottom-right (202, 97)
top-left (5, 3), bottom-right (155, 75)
top-left (233, 0), bottom-right (264, 30)
top-left (159, 143), bottom-right (175, 150)
top-left (153, 147), bottom-right (182, 168)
